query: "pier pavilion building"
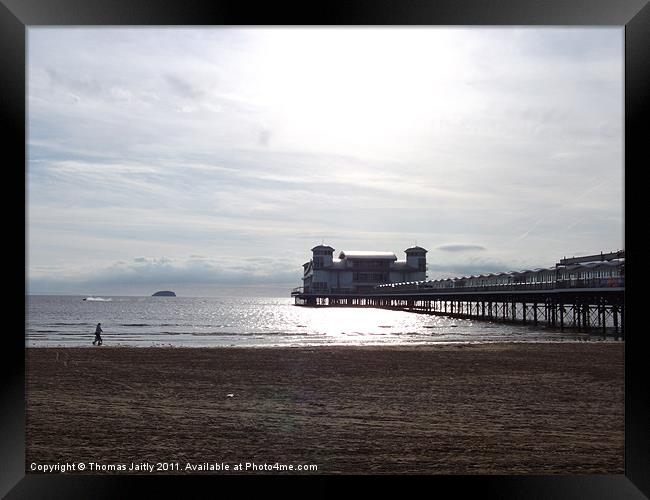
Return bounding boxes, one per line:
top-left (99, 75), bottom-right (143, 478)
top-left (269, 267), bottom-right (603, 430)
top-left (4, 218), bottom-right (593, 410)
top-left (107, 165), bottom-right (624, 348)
top-left (300, 245), bottom-right (427, 294)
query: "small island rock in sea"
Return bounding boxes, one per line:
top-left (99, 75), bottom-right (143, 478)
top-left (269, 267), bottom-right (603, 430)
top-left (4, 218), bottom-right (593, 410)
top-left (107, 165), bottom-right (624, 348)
top-left (152, 291), bottom-right (176, 297)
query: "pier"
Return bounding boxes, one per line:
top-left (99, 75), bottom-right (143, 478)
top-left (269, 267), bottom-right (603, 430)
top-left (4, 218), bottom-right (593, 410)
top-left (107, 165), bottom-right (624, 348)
top-left (292, 287), bottom-right (625, 337)
top-left (292, 248), bottom-right (624, 336)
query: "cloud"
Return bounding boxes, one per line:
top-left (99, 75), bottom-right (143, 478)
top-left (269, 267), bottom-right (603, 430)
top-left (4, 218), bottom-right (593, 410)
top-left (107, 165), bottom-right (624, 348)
top-left (437, 244), bottom-right (486, 253)
top-left (258, 127), bottom-right (271, 147)
top-left (26, 28), bottom-right (624, 294)
top-left (164, 74), bottom-right (205, 100)
top-left (27, 255), bottom-right (298, 294)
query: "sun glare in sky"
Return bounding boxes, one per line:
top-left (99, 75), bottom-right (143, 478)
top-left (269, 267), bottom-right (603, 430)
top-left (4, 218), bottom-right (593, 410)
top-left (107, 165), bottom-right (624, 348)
top-left (27, 27), bottom-right (623, 295)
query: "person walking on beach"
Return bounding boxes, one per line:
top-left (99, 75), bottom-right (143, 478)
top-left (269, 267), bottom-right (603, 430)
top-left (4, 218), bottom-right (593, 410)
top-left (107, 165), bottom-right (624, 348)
top-left (92, 323), bottom-right (103, 346)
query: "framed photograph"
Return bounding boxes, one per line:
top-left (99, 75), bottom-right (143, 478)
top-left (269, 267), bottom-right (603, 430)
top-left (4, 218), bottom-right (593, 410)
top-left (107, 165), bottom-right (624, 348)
top-left (4, 0), bottom-right (648, 497)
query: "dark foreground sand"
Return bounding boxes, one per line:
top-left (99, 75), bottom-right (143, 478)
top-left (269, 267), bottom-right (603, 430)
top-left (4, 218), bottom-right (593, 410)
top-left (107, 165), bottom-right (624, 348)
top-left (26, 343), bottom-right (624, 474)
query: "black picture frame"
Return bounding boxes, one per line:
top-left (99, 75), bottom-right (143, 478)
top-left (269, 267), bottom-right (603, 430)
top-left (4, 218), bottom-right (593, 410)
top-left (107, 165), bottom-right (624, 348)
top-left (3, 0), bottom-right (648, 497)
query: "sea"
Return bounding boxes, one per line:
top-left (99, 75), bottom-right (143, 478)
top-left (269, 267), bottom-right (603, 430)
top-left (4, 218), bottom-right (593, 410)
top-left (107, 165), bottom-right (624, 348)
top-left (25, 294), bottom-right (616, 348)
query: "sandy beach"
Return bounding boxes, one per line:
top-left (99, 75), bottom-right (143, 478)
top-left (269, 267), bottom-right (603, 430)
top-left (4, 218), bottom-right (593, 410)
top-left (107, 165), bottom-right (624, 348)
top-left (26, 343), bottom-right (624, 474)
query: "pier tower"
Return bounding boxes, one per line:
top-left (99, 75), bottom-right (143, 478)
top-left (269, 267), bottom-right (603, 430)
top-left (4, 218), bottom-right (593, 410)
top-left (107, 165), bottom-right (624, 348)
top-left (405, 246), bottom-right (428, 279)
top-left (310, 245), bottom-right (335, 293)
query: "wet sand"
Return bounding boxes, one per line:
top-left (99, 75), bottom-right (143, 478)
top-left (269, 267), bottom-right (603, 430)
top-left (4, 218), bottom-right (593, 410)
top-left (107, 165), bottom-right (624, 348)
top-left (26, 343), bottom-right (624, 474)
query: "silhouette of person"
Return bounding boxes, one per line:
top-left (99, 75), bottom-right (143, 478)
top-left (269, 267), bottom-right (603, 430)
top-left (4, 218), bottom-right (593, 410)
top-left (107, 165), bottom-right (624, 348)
top-left (93, 323), bottom-right (103, 346)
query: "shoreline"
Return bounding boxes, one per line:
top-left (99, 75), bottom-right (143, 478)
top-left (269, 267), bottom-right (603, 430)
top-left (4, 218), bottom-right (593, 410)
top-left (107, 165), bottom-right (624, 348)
top-left (25, 337), bottom-right (624, 349)
top-left (27, 342), bottom-right (624, 474)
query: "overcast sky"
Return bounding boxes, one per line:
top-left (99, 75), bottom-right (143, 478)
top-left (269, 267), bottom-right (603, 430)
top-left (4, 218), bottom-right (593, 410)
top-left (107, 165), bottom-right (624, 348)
top-left (27, 27), bottom-right (623, 296)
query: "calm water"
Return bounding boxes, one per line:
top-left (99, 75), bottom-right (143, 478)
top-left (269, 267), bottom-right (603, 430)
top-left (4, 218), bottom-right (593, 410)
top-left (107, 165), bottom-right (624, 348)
top-left (26, 294), bottom-right (608, 348)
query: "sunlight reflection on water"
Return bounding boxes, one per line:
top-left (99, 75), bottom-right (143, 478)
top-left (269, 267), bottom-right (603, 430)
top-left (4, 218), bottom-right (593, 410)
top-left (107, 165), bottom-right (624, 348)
top-left (26, 295), bottom-right (607, 347)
